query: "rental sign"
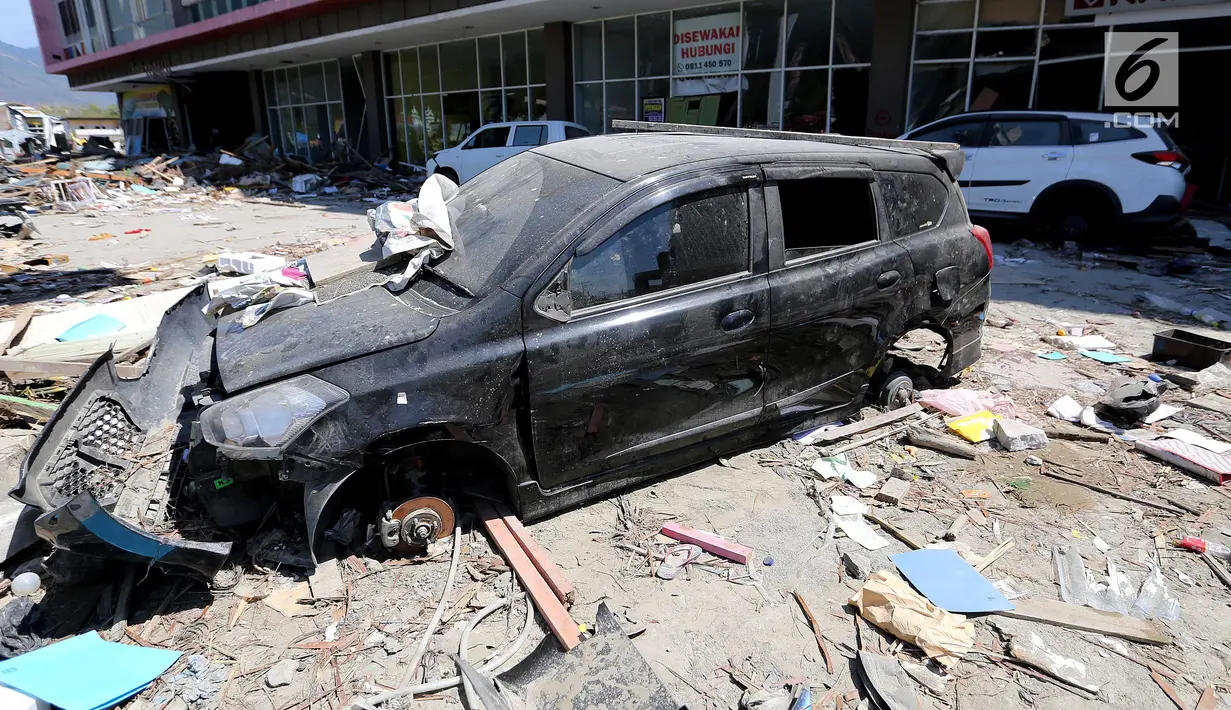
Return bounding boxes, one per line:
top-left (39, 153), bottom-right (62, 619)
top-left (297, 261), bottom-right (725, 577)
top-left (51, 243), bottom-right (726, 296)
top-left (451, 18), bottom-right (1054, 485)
top-left (674, 13), bottom-right (742, 76)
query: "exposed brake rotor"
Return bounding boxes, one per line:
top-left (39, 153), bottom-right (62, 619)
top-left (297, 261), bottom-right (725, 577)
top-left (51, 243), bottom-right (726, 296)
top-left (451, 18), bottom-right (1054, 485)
top-left (384, 496), bottom-right (455, 554)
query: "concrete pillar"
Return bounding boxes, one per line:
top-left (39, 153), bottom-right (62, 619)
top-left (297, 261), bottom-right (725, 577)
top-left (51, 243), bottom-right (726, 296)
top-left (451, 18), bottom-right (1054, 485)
top-left (249, 71), bottom-right (265, 138)
top-left (864, 0), bottom-right (914, 138)
top-left (359, 50), bottom-right (388, 161)
top-left (544, 21), bottom-right (573, 122)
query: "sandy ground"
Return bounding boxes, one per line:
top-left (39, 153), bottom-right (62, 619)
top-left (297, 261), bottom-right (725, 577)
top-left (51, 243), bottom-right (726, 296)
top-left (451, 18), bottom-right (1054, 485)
top-left (2, 201), bottom-right (1231, 710)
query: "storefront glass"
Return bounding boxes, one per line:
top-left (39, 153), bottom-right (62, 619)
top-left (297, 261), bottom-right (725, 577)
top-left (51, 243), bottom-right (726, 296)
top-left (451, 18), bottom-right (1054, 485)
top-left (263, 60), bottom-right (346, 164)
top-left (575, 0), bottom-right (873, 133)
top-left (385, 31), bottom-right (547, 168)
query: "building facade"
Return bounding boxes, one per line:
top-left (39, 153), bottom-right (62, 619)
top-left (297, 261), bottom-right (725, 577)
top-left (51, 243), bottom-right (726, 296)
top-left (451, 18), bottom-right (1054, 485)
top-left (30, 0), bottom-right (1231, 200)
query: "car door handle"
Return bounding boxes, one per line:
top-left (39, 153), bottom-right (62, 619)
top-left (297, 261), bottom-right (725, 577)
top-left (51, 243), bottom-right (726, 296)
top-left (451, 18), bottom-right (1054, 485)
top-left (877, 270), bottom-right (901, 289)
top-left (1042, 151), bottom-right (1067, 160)
top-left (720, 309), bottom-right (755, 332)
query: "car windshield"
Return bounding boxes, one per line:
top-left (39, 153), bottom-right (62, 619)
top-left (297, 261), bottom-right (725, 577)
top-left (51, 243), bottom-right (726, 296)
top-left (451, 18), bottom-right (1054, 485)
top-left (432, 152), bottom-right (620, 296)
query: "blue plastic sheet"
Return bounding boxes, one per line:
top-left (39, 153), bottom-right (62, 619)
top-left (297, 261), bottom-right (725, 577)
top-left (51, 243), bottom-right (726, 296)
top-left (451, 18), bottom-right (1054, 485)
top-left (890, 548), bottom-right (1014, 613)
top-left (56, 314), bottom-right (127, 342)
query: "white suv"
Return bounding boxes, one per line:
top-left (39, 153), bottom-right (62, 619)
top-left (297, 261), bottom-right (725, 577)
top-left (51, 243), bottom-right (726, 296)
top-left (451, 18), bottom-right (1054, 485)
top-left (902, 111), bottom-right (1189, 240)
top-left (427, 120), bottom-right (590, 184)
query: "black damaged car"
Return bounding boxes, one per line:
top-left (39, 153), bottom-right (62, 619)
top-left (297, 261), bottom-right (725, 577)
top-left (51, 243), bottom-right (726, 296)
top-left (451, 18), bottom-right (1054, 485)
top-left (14, 124), bottom-right (992, 577)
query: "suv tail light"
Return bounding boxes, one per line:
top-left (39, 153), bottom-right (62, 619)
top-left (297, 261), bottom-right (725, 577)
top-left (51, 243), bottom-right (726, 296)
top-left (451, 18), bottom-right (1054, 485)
top-left (1132, 150), bottom-right (1189, 170)
top-left (971, 224), bottom-right (993, 270)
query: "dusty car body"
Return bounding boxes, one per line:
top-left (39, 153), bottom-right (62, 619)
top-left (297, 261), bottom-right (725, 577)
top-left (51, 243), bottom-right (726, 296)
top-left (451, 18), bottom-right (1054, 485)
top-left (15, 126), bottom-right (991, 577)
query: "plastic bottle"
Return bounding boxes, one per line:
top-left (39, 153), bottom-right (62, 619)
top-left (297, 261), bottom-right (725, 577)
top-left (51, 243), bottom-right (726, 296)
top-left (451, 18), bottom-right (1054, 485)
top-left (1179, 536), bottom-right (1231, 561)
top-left (11, 572), bottom-right (40, 596)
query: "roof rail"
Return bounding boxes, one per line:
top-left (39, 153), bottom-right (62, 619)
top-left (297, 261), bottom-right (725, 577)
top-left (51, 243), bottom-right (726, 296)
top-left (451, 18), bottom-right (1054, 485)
top-left (609, 120), bottom-right (965, 180)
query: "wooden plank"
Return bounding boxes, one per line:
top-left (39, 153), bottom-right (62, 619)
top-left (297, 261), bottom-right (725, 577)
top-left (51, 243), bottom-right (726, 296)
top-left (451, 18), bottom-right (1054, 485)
top-left (0, 356), bottom-right (143, 380)
top-left (1201, 552), bottom-right (1231, 590)
top-left (1151, 670), bottom-right (1189, 710)
top-left (974, 539), bottom-right (1015, 573)
top-left (0, 394), bottom-right (58, 420)
top-left (661, 522), bottom-right (753, 564)
top-left (806, 403), bottom-right (922, 444)
top-left (995, 598), bottom-right (1171, 646)
top-left (1195, 687), bottom-right (1215, 710)
top-left (489, 502), bottom-right (576, 606)
top-left (792, 591), bottom-right (834, 675)
top-left (906, 429), bottom-right (979, 460)
top-left (863, 513), bottom-right (922, 550)
top-left (476, 501), bottom-right (580, 650)
top-left (0, 308), bottom-right (35, 354)
top-left (1038, 468), bottom-right (1186, 515)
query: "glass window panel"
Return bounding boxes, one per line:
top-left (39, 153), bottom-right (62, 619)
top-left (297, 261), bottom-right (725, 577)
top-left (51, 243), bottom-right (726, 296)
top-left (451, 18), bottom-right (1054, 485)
top-left (502, 32), bottom-right (527, 86)
top-left (785, 0), bottom-right (833, 68)
top-left (917, 1), bottom-right (974, 31)
top-left (287, 68), bottom-right (302, 103)
top-left (975, 28), bottom-right (1037, 58)
top-left (915, 33), bottom-right (972, 60)
top-left (424, 94), bottom-right (443, 154)
top-left (829, 66), bottom-right (869, 135)
top-left (479, 36), bottom-right (502, 88)
top-left (780, 178), bottom-right (877, 258)
top-left (834, 0), bottom-right (874, 64)
top-left (306, 104), bottom-right (330, 162)
top-left (529, 86), bottom-right (548, 120)
top-left (606, 80), bottom-right (635, 132)
top-left (400, 49), bottom-right (420, 95)
top-left (1035, 58), bottom-right (1101, 111)
top-left (744, 0), bottom-right (785, 70)
top-left (481, 90), bottom-right (503, 124)
top-left (605, 17), bottom-right (635, 80)
top-left (267, 109), bottom-right (280, 148)
top-left (275, 69), bottom-right (290, 105)
top-left (970, 61), bottom-right (1033, 111)
top-left (466, 126), bottom-right (510, 149)
top-left (783, 68), bottom-right (829, 132)
top-left (741, 71), bottom-right (782, 129)
top-left (878, 172), bottom-right (949, 237)
top-left (301, 62), bottom-right (325, 103)
top-left (907, 62), bottom-right (968, 130)
top-left (978, 0), bottom-right (1040, 27)
top-left (528, 28), bottom-right (545, 84)
top-left (278, 107), bottom-right (294, 155)
top-left (263, 72), bottom-right (277, 107)
top-left (1121, 17), bottom-right (1231, 48)
top-left (442, 92), bottom-right (480, 148)
top-left (385, 52), bottom-right (401, 96)
top-left (1039, 27), bottom-right (1106, 60)
top-left (638, 79), bottom-right (670, 121)
top-left (440, 40), bottom-right (478, 92)
top-left (421, 45), bottom-right (441, 93)
top-left (292, 106), bottom-right (308, 156)
top-left (325, 61), bottom-right (342, 102)
top-left (407, 97), bottom-right (426, 166)
top-left (575, 83), bottom-right (604, 134)
top-left (329, 102), bottom-right (345, 142)
top-left (910, 119), bottom-right (988, 144)
top-left (512, 125), bottom-right (549, 146)
top-left (637, 13), bottom-right (671, 77)
top-left (505, 88), bottom-right (529, 121)
top-left (574, 22), bottom-right (603, 82)
top-left (1043, 0), bottom-right (1094, 24)
top-left (987, 118), bottom-right (1063, 146)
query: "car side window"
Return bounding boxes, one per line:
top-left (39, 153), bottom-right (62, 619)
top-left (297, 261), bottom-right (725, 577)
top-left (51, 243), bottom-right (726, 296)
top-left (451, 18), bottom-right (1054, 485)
top-left (512, 125), bottom-right (549, 146)
top-left (1072, 120), bottom-right (1145, 145)
top-left (777, 178), bottom-right (877, 261)
top-left (911, 121), bottom-right (987, 147)
top-left (877, 171), bottom-right (949, 238)
top-left (564, 126), bottom-right (590, 140)
top-left (569, 187), bottom-right (749, 310)
top-left (987, 119), bottom-right (1064, 147)
top-left (465, 127), bottom-right (510, 149)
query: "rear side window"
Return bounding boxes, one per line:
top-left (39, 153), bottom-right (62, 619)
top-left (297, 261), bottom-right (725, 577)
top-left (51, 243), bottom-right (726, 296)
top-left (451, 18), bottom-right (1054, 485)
top-left (878, 171), bottom-right (949, 237)
top-left (512, 125), bottom-right (549, 146)
top-left (777, 178), bottom-right (877, 261)
top-left (465, 126), bottom-right (509, 149)
top-left (570, 187), bottom-right (749, 309)
top-left (565, 126), bottom-right (590, 140)
top-left (1072, 120), bottom-right (1145, 145)
top-left (987, 119), bottom-right (1064, 147)
top-left (911, 121), bottom-right (986, 147)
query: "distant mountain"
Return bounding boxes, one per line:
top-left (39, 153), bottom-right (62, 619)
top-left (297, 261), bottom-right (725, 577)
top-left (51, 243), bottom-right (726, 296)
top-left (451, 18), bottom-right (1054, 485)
top-left (0, 40), bottom-right (115, 112)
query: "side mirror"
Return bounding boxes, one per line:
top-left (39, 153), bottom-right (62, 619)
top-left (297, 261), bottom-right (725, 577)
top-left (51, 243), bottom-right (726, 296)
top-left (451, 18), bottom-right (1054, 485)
top-left (534, 262), bottom-right (573, 323)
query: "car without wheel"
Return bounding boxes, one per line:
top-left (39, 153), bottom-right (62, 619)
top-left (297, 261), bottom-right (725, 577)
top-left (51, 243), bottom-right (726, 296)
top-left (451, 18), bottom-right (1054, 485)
top-left (16, 122), bottom-right (992, 577)
top-left (902, 110), bottom-right (1190, 240)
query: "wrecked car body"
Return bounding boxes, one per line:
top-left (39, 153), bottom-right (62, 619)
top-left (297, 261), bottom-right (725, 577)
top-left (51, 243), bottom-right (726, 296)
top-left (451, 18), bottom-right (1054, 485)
top-left (15, 124), bottom-right (991, 576)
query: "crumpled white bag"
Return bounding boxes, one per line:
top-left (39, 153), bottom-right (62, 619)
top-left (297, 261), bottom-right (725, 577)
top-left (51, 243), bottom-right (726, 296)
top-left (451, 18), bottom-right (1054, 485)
top-left (367, 173), bottom-right (459, 291)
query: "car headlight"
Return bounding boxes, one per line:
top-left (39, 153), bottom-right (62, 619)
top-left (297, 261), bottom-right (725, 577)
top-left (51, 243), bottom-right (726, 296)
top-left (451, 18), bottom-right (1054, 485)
top-left (201, 375), bottom-right (348, 455)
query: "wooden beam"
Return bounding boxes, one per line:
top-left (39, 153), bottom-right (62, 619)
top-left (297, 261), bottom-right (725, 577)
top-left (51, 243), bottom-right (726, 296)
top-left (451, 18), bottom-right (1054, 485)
top-left (996, 598), bottom-right (1171, 646)
top-left (0, 394), bottom-right (57, 421)
top-left (1037, 468), bottom-right (1186, 515)
top-left (0, 356), bottom-right (142, 380)
top-left (475, 501), bottom-right (580, 650)
top-left (974, 539), bottom-right (1015, 573)
top-left (863, 513), bottom-right (922, 550)
top-left (806, 404), bottom-right (922, 444)
top-left (487, 501), bottom-right (576, 606)
top-left (0, 308), bottom-right (35, 354)
top-left (661, 522), bottom-right (753, 564)
top-left (906, 429), bottom-right (979, 460)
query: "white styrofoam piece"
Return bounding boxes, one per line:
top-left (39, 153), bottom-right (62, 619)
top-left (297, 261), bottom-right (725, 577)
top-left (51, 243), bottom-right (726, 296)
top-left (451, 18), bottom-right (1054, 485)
top-left (216, 252), bottom-right (285, 276)
top-left (0, 684), bottom-right (50, 710)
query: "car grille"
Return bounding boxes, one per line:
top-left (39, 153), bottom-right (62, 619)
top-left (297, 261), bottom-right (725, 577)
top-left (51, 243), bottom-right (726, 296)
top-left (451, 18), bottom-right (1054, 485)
top-left (40, 398), bottom-right (144, 508)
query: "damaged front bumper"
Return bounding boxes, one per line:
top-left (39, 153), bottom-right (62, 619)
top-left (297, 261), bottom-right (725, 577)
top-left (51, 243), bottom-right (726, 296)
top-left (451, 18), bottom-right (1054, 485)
top-left (12, 287), bottom-right (234, 578)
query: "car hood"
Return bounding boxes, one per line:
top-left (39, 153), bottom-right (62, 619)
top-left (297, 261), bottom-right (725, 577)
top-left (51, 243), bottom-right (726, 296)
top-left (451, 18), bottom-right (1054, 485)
top-left (215, 287), bottom-right (439, 393)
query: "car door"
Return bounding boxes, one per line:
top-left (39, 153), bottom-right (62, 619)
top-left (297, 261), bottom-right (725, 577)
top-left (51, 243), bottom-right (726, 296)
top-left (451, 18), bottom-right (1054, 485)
top-left (966, 116), bottom-right (1073, 216)
top-left (906, 118), bottom-right (989, 195)
top-left (459, 125), bottom-right (512, 182)
top-left (762, 166), bottom-right (916, 417)
top-left (523, 171), bottom-right (770, 489)
top-left (508, 123), bottom-right (550, 157)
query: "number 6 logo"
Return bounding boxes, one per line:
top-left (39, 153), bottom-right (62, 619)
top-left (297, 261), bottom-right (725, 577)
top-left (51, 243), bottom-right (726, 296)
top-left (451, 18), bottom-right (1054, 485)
top-left (1105, 32), bottom-right (1178, 108)
top-left (1116, 37), bottom-right (1166, 102)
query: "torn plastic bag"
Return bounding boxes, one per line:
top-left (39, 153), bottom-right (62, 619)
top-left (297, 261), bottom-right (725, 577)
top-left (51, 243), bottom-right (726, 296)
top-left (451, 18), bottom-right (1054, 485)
top-left (1099, 376), bottom-right (1160, 421)
top-left (239, 288), bottom-right (314, 328)
top-left (367, 174), bottom-right (458, 291)
top-left (917, 389), bottom-right (1021, 419)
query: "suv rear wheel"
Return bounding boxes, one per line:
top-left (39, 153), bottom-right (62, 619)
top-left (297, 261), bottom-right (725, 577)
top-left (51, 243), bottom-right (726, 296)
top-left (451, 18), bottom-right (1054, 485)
top-left (1033, 187), bottom-right (1115, 242)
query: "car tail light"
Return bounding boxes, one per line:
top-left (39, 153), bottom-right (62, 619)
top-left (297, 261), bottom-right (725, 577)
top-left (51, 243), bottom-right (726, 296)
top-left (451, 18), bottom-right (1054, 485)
top-left (971, 224), bottom-right (993, 270)
top-left (1132, 150), bottom-right (1189, 170)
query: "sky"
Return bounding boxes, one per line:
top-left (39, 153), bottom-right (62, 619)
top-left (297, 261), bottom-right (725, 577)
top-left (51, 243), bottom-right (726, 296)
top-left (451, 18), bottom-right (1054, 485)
top-left (0, 0), bottom-right (39, 49)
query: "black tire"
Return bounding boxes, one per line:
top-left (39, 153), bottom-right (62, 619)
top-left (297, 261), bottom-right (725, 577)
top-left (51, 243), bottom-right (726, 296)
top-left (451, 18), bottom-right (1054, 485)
top-left (1035, 189), bottom-right (1114, 243)
top-left (878, 371), bottom-right (915, 410)
top-left (434, 167), bottom-right (459, 184)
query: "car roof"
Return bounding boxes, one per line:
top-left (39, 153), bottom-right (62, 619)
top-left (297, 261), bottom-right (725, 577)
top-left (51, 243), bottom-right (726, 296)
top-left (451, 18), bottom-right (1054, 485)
top-left (532, 132), bottom-right (880, 182)
top-left (476, 120), bottom-right (585, 128)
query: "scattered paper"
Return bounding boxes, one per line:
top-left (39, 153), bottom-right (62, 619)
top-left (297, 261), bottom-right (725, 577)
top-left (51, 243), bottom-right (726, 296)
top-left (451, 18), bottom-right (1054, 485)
top-left (1047, 395), bottom-right (1083, 422)
top-left (811, 455), bottom-right (878, 489)
top-left (831, 496), bottom-right (889, 551)
top-left (1143, 404), bottom-right (1182, 425)
top-left (849, 570), bottom-right (975, 668)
